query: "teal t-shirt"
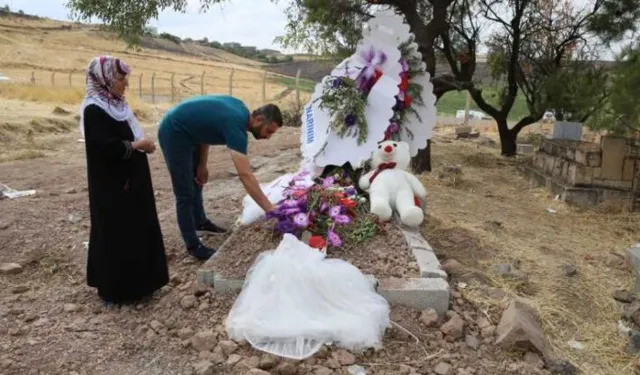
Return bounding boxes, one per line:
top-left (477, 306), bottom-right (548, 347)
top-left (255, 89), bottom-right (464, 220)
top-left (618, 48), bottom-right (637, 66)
top-left (162, 95), bottom-right (250, 154)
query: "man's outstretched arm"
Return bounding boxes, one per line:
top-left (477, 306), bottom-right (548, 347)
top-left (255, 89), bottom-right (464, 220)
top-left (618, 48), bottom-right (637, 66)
top-left (229, 150), bottom-right (274, 213)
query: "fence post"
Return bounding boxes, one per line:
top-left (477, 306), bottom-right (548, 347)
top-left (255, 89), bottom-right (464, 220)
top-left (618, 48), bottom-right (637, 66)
top-left (51, 72), bottom-right (55, 87)
top-left (171, 73), bottom-right (176, 103)
top-left (151, 73), bottom-right (156, 104)
top-left (294, 69), bottom-right (301, 108)
top-left (228, 69), bottom-right (235, 95)
top-left (30, 71), bottom-right (35, 85)
top-left (138, 74), bottom-right (143, 99)
top-left (200, 71), bottom-right (205, 95)
top-left (69, 72), bottom-right (73, 87)
top-left (262, 71), bottom-right (267, 104)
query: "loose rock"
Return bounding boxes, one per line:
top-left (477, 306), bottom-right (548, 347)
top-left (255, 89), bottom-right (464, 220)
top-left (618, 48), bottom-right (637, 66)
top-left (628, 331), bottom-right (640, 354)
top-left (227, 354), bottom-right (242, 366)
top-left (420, 308), bottom-right (439, 327)
top-left (247, 370), bottom-right (270, 375)
top-left (524, 352), bottom-right (544, 368)
top-left (191, 331), bottom-right (217, 352)
top-left (0, 263), bottom-right (23, 275)
top-left (465, 334), bottom-right (479, 350)
top-left (258, 353), bottom-right (280, 370)
top-left (333, 349), bottom-right (356, 366)
top-left (605, 252), bottom-right (627, 269)
top-left (560, 263), bottom-right (577, 277)
top-left (495, 299), bottom-right (548, 354)
top-left (177, 327), bottom-right (194, 339)
top-left (193, 360), bottom-right (215, 375)
top-left (441, 312), bottom-right (465, 340)
top-left (181, 295), bottom-right (197, 309)
top-left (613, 289), bottom-right (635, 303)
top-left (314, 366), bottom-right (333, 375)
top-left (63, 303), bottom-right (80, 313)
top-left (434, 362), bottom-right (453, 375)
top-left (274, 362), bottom-right (297, 375)
top-left (219, 340), bottom-right (239, 356)
top-left (545, 358), bottom-right (577, 375)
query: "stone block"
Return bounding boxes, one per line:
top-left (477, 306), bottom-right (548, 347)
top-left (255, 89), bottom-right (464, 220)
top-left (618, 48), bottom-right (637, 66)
top-left (540, 139), bottom-right (554, 154)
top-left (495, 298), bottom-right (549, 355)
top-left (517, 144), bottom-right (534, 154)
top-left (625, 246), bottom-right (640, 293)
top-left (593, 167), bottom-right (602, 179)
top-left (601, 136), bottom-right (627, 180)
top-left (564, 147), bottom-right (576, 161)
top-left (400, 227), bottom-right (433, 251)
top-left (552, 121), bottom-right (583, 141)
top-left (543, 155), bottom-right (556, 175)
top-left (533, 153), bottom-right (545, 170)
top-left (213, 274), bottom-right (244, 294)
top-left (566, 163), bottom-right (594, 186)
top-left (552, 158), bottom-right (564, 178)
top-left (593, 179), bottom-right (632, 190)
top-left (623, 158), bottom-right (636, 182)
top-left (412, 248), bottom-right (448, 280)
top-left (455, 126), bottom-right (473, 135)
top-left (377, 278), bottom-right (450, 315)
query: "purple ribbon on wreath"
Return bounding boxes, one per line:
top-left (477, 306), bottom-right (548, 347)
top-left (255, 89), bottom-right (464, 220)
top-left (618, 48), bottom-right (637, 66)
top-left (354, 45), bottom-right (387, 94)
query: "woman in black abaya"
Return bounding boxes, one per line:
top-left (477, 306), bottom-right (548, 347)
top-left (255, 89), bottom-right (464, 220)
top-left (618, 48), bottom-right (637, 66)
top-left (80, 56), bottom-right (169, 305)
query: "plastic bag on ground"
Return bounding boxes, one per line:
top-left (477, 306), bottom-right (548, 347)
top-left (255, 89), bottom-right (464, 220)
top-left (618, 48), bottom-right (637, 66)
top-left (225, 234), bottom-right (391, 360)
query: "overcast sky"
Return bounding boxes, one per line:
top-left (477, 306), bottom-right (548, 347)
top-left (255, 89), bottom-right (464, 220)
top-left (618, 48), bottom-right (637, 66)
top-left (2, 0), bottom-right (623, 59)
top-left (3, 0), bottom-right (292, 51)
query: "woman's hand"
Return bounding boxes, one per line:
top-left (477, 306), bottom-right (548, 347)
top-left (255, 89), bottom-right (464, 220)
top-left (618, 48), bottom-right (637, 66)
top-left (132, 139), bottom-right (156, 154)
top-left (195, 164), bottom-right (209, 186)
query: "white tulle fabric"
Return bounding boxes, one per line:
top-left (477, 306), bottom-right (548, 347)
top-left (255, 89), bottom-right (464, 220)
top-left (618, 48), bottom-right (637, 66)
top-left (225, 234), bottom-right (391, 360)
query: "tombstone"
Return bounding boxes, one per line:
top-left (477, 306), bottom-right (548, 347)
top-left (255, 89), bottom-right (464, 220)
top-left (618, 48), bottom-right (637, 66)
top-left (552, 121), bottom-right (583, 141)
top-left (517, 144), bottom-right (534, 154)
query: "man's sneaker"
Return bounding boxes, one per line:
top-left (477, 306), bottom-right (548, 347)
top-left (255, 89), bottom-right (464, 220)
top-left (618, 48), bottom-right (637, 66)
top-left (187, 244), bottom-right (216, 260)
top-left (196, 220), bottom-right (228, 237)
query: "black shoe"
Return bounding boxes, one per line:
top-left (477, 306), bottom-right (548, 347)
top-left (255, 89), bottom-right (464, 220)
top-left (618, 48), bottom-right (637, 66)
top-left (196, 220), bottom-right (228, 237)
top-left (188, 243), bottom-right (216, 260)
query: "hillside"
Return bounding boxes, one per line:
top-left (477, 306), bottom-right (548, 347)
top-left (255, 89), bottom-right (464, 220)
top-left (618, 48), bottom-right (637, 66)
top-left (0, 11), bottom-right (308, 110)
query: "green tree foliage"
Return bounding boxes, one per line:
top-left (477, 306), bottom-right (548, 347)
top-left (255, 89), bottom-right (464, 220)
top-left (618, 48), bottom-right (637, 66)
top-left (590, 44), bottom-right (640, 134)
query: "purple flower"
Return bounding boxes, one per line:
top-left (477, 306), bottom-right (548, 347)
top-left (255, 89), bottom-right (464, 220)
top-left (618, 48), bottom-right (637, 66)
top-left (328, 229), bottom-right (343, 247)
top-left (344, 114), bottom-right (357, 127)
top-left (395, 98), bottom-right (405, 111)
top-left (332, 77), bottom-right (344, 88)
top-left (266, 210), bottom-right (283, 220)
top-left (387, 122), bottom-right (400, 134)
top-left (275, 220), bottom-right (297, 234)
top-left (293, 213), bottom-right (310, 228)
top-left (345, 187), bottom-right (356, 196)
top-left (281, 199), bottom-right (299, 208)
top-left (322, 176), bottom-right (335, 188)
top-left (320, 201), bottom-right (329, 213)
top-left (329, 205), bottom-right (343, 218)
top-left (400, 59), bottom-right (409, 72)
top-left (355, 46), bottom-right (387, 93)
top-left (282, 207), bottom-right (301, 215)
top-left (334, 214), bottom-right (351, 225)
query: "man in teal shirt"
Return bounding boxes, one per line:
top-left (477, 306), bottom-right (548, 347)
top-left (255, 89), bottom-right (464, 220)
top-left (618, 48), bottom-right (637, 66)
top-left (158, 95), bottom-right (282, 260)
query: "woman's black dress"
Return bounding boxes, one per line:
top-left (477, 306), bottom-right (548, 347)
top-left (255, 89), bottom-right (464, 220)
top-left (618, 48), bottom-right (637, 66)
top-left (83, 104), bottom-right (169, 304)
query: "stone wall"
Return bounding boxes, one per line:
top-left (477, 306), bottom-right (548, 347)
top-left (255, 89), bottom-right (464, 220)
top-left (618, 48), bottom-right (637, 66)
top-left (532, 137), bottom-right (637, 190)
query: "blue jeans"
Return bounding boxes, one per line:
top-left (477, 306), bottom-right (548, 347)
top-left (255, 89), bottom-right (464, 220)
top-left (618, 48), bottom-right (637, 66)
top-left (158, 120), bottom-right (207, 249)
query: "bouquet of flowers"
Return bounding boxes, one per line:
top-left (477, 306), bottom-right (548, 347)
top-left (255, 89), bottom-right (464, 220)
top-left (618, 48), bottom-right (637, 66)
top-left (384, 37), bottom-right (426, 141)
top-left (266, 170), bottom-right (378, 251)
top-left (317, 75), bottom-right (370, 145)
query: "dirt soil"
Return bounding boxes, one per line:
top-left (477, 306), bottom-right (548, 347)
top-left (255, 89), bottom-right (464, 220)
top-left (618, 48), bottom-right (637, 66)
top-left (213, 219), bottom-right (417, 280)
top-left (0, 114), bottom-right (564, 375)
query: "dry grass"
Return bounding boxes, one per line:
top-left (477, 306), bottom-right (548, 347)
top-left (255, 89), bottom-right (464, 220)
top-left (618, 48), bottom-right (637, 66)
top-left (421, 132), bottom-right (640, 375)
top-left (0, 15), bottom-right (296, 110)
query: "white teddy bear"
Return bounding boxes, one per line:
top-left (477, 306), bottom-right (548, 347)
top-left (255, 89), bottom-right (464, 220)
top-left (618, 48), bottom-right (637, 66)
top-left (358, 140), bottom-right (427, 227)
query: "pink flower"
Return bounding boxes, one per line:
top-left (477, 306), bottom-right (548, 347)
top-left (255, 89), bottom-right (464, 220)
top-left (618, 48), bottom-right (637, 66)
top-left (334, 215), bottom-right (351, 225)
top-left (328, 229), bottom-right (343, 247)
top-left (322, 176), bottom-right (335, 188)
top-left (320, 201), bottom-right (329, 213)
top-left (293, 213), bottom-right (310, 228)
top-left (329, 205), bottom-right (343, 218)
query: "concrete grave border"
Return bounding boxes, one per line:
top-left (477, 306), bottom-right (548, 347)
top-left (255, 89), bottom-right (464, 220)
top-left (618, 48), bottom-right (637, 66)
top-left (197, 217), bottom-right (451, 315)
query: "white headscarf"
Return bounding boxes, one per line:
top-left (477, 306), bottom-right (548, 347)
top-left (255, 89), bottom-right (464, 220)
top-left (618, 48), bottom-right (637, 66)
top-left (78, 56), bottom-right (144, 141)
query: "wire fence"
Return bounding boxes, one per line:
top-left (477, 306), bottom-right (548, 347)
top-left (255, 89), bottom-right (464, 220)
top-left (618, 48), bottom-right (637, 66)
top-left (5, 67), bottom-right (305, 109)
